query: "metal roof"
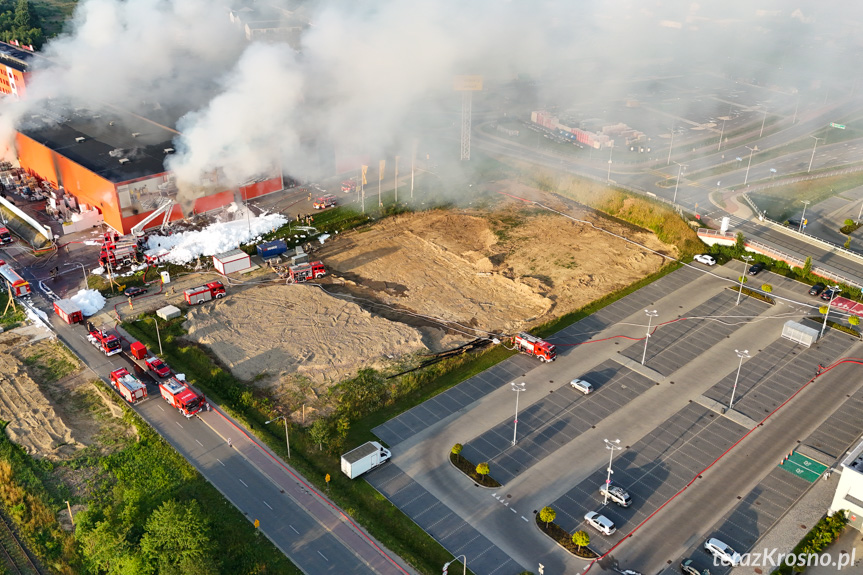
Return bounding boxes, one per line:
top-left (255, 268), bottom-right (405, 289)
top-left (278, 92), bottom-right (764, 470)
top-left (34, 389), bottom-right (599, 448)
top-left (214, 249), bottom-right (249, 262)
top-left (342, 442), bottom-right (379, 464)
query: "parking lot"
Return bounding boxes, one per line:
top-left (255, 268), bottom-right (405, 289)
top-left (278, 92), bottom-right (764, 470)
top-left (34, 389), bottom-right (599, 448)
top-left (460, 361), bottom-right (656, 484)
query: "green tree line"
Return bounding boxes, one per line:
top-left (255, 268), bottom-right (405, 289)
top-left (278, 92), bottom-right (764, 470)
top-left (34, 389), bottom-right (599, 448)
top-left (0, 0), bottom-right (43, 49)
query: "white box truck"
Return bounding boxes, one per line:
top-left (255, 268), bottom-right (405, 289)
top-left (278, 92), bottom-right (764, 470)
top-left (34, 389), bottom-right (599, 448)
top-left (341, 441), bottom-right (391, 479)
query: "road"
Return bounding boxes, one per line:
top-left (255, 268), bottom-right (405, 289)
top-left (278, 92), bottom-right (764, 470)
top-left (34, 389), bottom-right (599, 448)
top-left (2, 238), bottom-right (412, 575)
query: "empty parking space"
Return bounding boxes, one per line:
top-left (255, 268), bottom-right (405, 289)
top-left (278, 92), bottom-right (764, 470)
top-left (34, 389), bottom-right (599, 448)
top-left (620, 291), bottom-right (767, 376)
top-left (373, 353), bottom-right (539, 447)
top-left (366, 464), bottom-right (523, 575)
top-left (460, 361), bottom-right (656, 484)
top-left (550, 403), bottom-right (748, 555)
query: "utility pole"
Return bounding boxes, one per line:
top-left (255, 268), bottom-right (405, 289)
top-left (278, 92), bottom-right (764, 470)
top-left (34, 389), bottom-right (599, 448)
top-left (728, 349), bottom-right (750, 410)
top-left (799, 200), bottom-right (810, 233)
top-left (744, 145), bottom-right (757, 185)
top-left (672, 162), bottom-right (687, 204)
top-left (808, 136), bottom-right (824, 173)
top-left (641, 309), bottom-right (658, 365)
top-left (510, 382), bottom-right (526, 446)
top-left (603, 439), bottom-right (622, 504)
top-left (737, 255), bottom-right (754, 305)
top-left (667, 123), bottom-right (675, 165)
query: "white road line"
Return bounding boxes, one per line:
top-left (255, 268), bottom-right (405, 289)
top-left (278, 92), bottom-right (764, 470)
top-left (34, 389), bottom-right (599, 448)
top-left (195, 439), bottom-right (203, 447)
top-left (522, 516), bottom-right (529, 522)
top-left (239, 478), bottom-right (248, 487)
top-left (157, 405), bottom-right (164, 411)
top-left (318, 551), bottom-right (329, 561)
top-left (510, 508), bottom-right (517, 513)
top-left (263, 501), bottom-right (273, 510)
top-left (175, 421), bottom-right (183, 428)
top-left (217, 458), bottom-right (225, 467)
top-left (290, 525), bottom-right (299, 534)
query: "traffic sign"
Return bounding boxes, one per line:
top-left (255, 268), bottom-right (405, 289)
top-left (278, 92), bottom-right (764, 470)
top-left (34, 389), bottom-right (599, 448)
top-left (254, 519), bottom-right (260, 529)
top-left (830, 123), bottom-right (846, 129)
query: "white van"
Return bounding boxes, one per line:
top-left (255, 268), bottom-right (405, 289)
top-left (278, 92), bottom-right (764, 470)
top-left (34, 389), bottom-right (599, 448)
top-left (570, 378), bottom-right (594, 394)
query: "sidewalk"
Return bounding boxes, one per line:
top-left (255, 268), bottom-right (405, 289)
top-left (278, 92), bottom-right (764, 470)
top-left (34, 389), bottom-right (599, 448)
top-left (197, 406), bottom-right (416, 575)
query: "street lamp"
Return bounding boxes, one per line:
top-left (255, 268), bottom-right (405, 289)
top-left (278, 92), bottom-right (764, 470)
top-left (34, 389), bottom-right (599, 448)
top-left (743, 145), bottom-right (757, 185)
top-left (808, 136), bottom-right (824, 173)
top-left (736, 255), bottom-right (754, 305)
top-left (64, 262), bottom-right (88, 286)
top-left (727, 349), bottom-right (751, 410)
top-left (265, 414), bottom-right (291, 459)
top-left (510, 381), bottom-right (526, 446)
top-left (667, 124), bottom-right (675, 165)
top-left (672, 162), bottom-right (687, 205)
top-left (641, 309), bottom-right (658, 365)
top-left (799, 200), bottom-right (810, 233)
top-left (819, 285), bottom-right (841, 339)
top-left (603, 439), bottom-right (622, 505)
top-left (136, 316), bottom-right (163, 355)
top-left (607, 145), bottom-right (614, 183)
top-left (760, 109), bottom-right (768, 137)
top-left (717, 118), bottom-right (726, 151)
top-left (443, 554), bottom-right (467, 575)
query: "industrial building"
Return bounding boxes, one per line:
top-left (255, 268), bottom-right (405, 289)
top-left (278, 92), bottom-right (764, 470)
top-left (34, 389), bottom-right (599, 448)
top-left (830, 437), bottom-right (863, 530)
top-left (14, 106), bottom-right (281, 235)
top-left (0, 40), bottom-right (33, 99)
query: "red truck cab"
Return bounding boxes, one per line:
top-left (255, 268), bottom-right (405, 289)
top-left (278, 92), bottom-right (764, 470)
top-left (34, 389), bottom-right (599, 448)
top-left (0, 227), bottom-right (13, 244)
top-left (145, 357), bottom-right (171, 378)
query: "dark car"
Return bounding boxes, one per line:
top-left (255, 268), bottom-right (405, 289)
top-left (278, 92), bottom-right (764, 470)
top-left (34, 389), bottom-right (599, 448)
top-left (786, 218), bottom-right (802, 229)
top-left (123, 286), bottom-right (148, 298)
top-left (808, 283), bottom-right (826, 296)
top-left (821, 287), bottom-right (840, 301)
top-left (747, 262), bottom-right (765, 275)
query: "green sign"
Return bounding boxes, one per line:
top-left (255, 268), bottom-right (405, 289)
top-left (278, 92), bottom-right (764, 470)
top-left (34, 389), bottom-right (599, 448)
top-left (779, 451), bottom-right (828, 483)
top-left (830, 123), bottom-right (846, 129)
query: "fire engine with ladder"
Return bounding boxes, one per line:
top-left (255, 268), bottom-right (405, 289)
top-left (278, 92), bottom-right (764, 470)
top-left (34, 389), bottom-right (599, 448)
top-left (87, 323), bottom-right (123, 356)
top-left (513, 332), bottom-right (556, 362)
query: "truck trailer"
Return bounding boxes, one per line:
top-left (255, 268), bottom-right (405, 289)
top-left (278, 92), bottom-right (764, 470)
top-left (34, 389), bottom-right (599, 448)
top-left (341, 441), bottom-right (391, 479)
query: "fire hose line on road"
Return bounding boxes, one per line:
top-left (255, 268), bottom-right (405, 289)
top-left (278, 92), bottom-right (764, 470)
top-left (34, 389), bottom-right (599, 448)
top-left (583, 356), bottom-right (863, 574)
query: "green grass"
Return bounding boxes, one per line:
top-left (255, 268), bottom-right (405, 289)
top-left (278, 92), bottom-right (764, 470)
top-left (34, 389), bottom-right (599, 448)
top-left (22, 342), bottom-right (78, 383)
top-left (0, 290), bottom-right (25, 330)
top-left (749, 170), bottom-right (863, 220)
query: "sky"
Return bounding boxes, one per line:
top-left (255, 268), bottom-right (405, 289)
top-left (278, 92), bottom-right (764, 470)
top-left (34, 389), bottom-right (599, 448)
top-left (1, 0), bottom-right (861, 194)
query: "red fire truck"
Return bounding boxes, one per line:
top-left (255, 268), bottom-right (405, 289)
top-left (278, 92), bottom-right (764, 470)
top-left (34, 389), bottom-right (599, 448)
top-left (287, 261), bottom-right (326, 283)
top-left (109, 368), bottom-right (148, 404)
top-left (513, 332), bottom-right (557, 362)
top-left (159, 377), bottom-right (207, 418)
top-left (184, 281), bottom-right (226, 305)
top-left (314, 195), bottom-right (337, 209)
top-left (341, 180), bottom-right (356, 193)
top-left (87, 325), bottom-right (123, 356)
top-left (0, 227), bottom-right (13, 244)
top-left (0, 263), bottom-right (30, 296)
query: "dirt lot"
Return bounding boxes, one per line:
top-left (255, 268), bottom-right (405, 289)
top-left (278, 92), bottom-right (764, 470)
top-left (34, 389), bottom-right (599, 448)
top-left (182, 182), bottom-right (676, 391)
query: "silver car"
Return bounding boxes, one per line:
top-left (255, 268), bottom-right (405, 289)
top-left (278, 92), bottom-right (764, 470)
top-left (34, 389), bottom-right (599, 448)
top-left (584, 511), bottom-right (616, 536)
top-left (570, 378), bottom-right (594, 394)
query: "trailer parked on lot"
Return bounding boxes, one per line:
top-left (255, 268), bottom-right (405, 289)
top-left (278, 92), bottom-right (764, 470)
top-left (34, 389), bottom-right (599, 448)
top-left (341, 441), bottom-right (391, 479)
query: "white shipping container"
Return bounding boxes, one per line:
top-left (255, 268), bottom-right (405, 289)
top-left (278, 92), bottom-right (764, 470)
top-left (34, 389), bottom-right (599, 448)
top-left (213, 249), bottom-right (251, 275)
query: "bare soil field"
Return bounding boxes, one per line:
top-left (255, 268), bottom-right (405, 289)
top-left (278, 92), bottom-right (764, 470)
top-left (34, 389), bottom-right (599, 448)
top-left (182, 182), bottom-right (675, 390)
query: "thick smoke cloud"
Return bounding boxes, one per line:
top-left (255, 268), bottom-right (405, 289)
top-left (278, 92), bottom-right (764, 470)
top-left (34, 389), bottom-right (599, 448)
top-left (2, 0), bottom-right (862, 190)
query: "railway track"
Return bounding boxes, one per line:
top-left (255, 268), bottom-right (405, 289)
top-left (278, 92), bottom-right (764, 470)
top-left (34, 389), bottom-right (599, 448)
top-left (0, 510), bottom-right (41, 575)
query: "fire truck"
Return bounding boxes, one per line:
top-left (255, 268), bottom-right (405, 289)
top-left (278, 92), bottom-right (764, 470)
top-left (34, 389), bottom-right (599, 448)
top-left (341, 180), bottom-right (356, 193)
top-left (87, 325), bottom-right (123, 356)
top-left (313, 194), bottom-right (337, 209)
top-left (287, 261), bottom-right (326, 283)
top-left (513, 332), bottom-right (556, 362)
top-left (0, 227), bottom-right (13, 244)
top-left (0, 262), bottom-right (30, 296)
top-left (184, 281), bottom-right (226, 305)
top-left (99, 235), bottom-right (138, 268)
top-left (109, 368), bottom-right (148, 404)
top-left (159, 376), bottom-right (207, 418)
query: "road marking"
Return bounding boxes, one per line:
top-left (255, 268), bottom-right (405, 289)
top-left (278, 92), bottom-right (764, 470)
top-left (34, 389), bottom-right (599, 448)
top-left (318, 551), bottom-right (329, 561)
top-left (175, 421), bottom-right (183, 429)
top-left (239, 478), bottom-right (248, 487)
top-left (290, 525), bottom-right (299, 534)
top-left (511, 508), bottom-right (517, 513)
top-left (522, 516), bottom-right (529, 522)
top-left (157, 405), bottom-right (164, 411)
top-left (195, 439), bottom-right (203, 447)
top-left (263, 501), bottom-right (273, 510)
top-left (217, 458), bottom-right (225, 467)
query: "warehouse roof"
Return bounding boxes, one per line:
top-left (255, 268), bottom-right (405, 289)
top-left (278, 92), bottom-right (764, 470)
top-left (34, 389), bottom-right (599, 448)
top-left (0, 41), bottom-right (34, 73)
top-left (18, 106), bottom-right (177, 184)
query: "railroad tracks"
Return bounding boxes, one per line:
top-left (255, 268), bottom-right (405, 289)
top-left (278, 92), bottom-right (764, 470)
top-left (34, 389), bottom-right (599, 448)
top-left (0, 510), bottom-right (41, 575)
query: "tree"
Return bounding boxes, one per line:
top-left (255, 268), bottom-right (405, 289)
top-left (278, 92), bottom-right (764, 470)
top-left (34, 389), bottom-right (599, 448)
top-left (309, 418), bottom-right (331, 451)
top-left (451, 443), bottom-right (463, 456)
top-left (476, 462), bottom-right (490, 483)
top-left (140, 499), bottom-right (218, 575)
top-left (734, 232), bottom-right (746, 254)
top-left (539, 506), bottom-right (556, 527)
top-left (845, 218), bottom-right (855, 227)
top-left (761, 283), bottom-right (773, 293)
top-left (738, 276), bottom-right (748, 285)
top-left (573, 530), bottom-right (590, 553)
top-left (802, 256), bottom-right (812, 277)
top-left (819, 305), bottom-right (829, 316)
top-left (849, 316), bottom-right (860, 327)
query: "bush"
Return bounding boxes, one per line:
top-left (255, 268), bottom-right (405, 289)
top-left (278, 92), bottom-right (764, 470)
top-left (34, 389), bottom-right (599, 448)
top-left (449, 452), bottom-right (501, 487)
top-left (534, 515), bottom-right (598, 559)
top-left (774, 511), bottom-right (847, 575)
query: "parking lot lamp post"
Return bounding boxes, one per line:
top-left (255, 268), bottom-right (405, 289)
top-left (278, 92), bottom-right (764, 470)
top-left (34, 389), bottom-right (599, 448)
top-left (64, 262), bottom-right (88, 286)
top-left (819, 285), bottom-right (841, 339)
top-left (510, 382), bottom-right (526, 446)
top-left (672, 162), bottom-right (687, 205)
top-left (265, 415), bottom-right (290, 459)
top-left (667, 124), bottom-right (675, 165)
top-left (743, 145), bottom-right (757, 185)
top-left (760, 109), bottom-right (768, 137)
top-left (736, 255), bottom-right (754, 306)
top-left (136, 317), bottom-right (163, 356)
top-left (607, 145), bottom-right (614, 183)
top-left (728, 349), bottom-right (750, 410)
top-left (443, 554), bottom-right (467, 575)
top-left (799, 200), bottom-right (810, 233)
top-left (641, 309), bottom-right (658, 365)
top-left (808, 136), bottom-right (823, 173)
top-left (603, 439), bottom-right (622, 505)
top-left (717, 119), bottom-right (725, 151)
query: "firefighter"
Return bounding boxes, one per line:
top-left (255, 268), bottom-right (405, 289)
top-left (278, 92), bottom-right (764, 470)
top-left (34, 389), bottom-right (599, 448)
top-left (50, 266), bottom-right (58, 280)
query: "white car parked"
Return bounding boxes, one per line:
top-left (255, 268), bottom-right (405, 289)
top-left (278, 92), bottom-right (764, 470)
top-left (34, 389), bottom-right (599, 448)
top-left (584, 511), bottom-right (616, 536)
top-left (570, 378), bottom-right (594, 394)
top-left (693, 254), bottom-right (716, 266)
top-left (704, 538), bottom-right (741, 566)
